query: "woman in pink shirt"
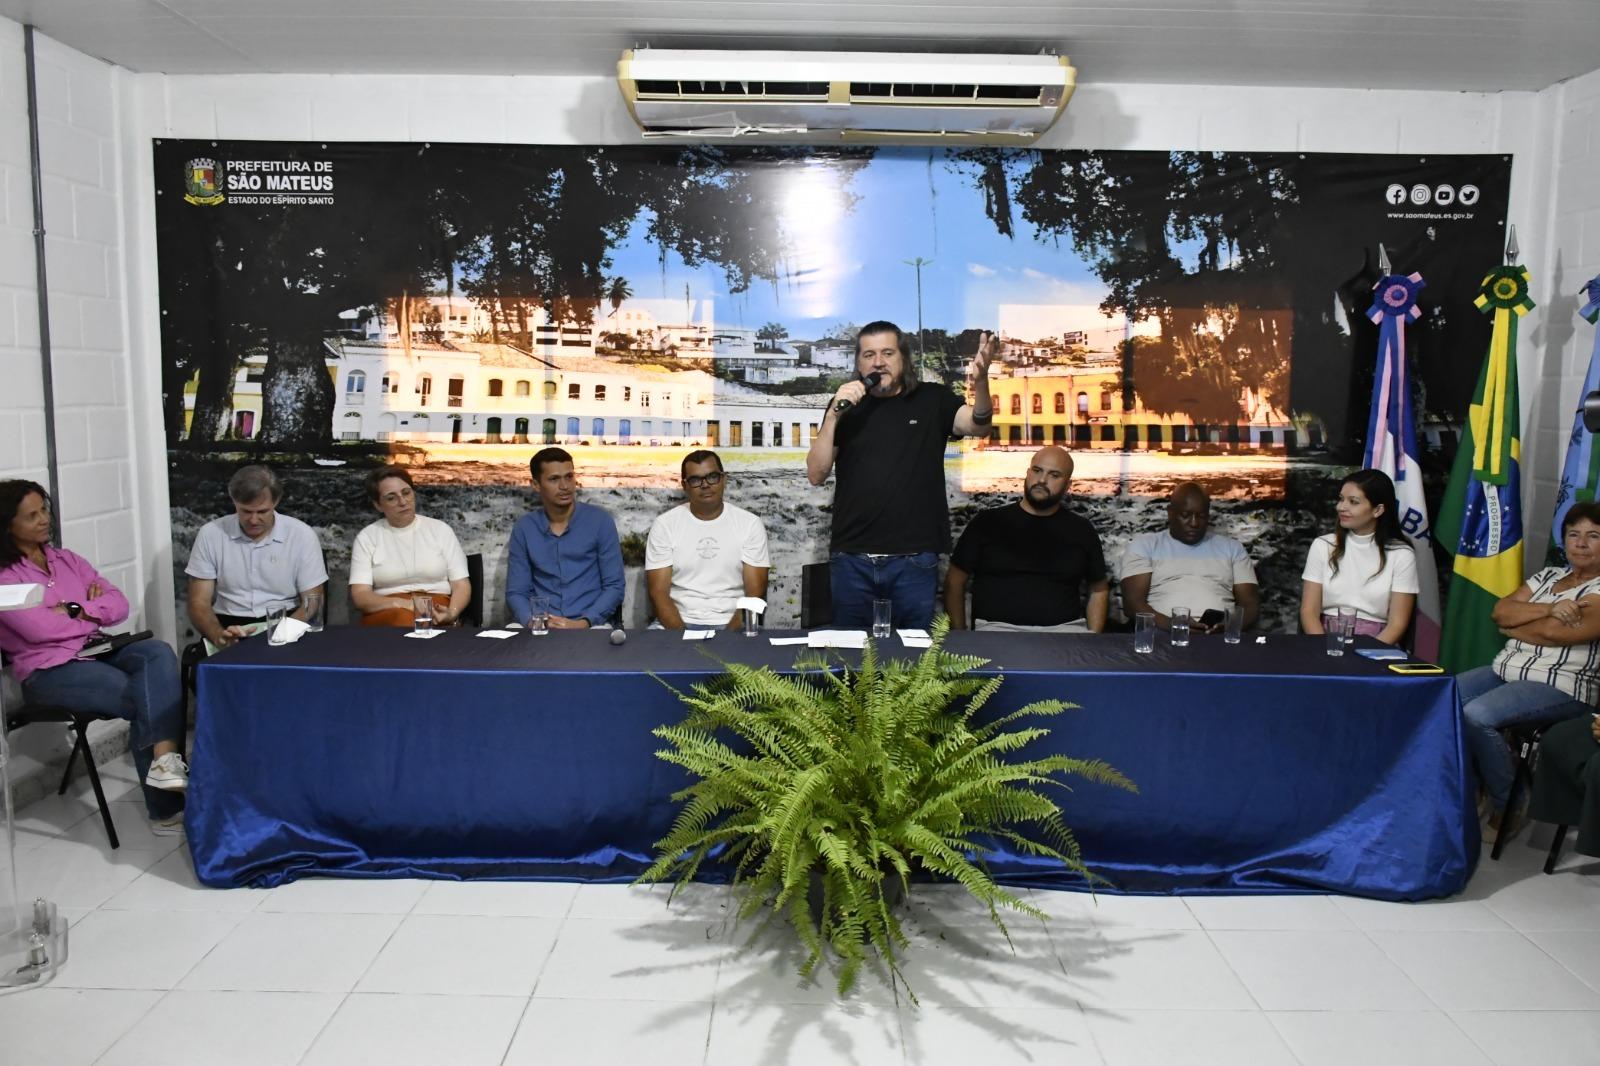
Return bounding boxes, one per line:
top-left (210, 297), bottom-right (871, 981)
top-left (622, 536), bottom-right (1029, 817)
top-left (0, 480), bottom-right (187, 829)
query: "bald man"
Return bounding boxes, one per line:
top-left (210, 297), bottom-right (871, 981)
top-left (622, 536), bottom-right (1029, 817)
top-left (945, 447), bottom-right (1109, 632)
top-left (1119, 481), bottom-right (1258, 633)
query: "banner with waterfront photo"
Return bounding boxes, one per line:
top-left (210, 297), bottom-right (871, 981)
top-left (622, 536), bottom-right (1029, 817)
top-left (153, 140), bottom-right (1511, 633)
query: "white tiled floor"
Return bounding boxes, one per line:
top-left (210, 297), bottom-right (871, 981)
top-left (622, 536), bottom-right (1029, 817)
top-left (4, 753), bottom-right (1600, 1065)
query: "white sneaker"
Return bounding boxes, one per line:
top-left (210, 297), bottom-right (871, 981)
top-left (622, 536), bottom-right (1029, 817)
top-left (145, 752), bottom-right (189, 791)
top-left (150, 812), bottom-right (185, 837)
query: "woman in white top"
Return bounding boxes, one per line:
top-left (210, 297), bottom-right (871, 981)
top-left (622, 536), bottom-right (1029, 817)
top-left (349, 466), bottom-right (470, 627)
top-left (1299, 468), bottom-right (1418, 645)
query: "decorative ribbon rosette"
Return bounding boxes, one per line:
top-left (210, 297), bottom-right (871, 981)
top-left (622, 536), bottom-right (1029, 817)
top-left (1368, 271), bottom-right (1424, 324)
top-left (1365, 271), bottom-right (1425, 483)
top-left (1581, 274), bottom-right (1600, 325)
top-left (1468, 265), bottom-right (1535, 484)
top-left (1473, 265), bottom-right (1535, 316)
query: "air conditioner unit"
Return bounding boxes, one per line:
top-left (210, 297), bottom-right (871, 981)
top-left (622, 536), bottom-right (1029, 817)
top-left (618, 49), bottom-right (1076, 145)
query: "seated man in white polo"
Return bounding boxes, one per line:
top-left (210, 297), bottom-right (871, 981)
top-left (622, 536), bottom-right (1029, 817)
top-left (1119, 481), bottom-right (1259, 634)
top-left (185, 464), bottom-right (328, 648)
top-left (646, 450), bottom-right (770, 630)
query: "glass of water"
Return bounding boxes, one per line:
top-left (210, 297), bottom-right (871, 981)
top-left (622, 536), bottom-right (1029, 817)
top-left (1223, 605), bottom-right (1244, 645)
top-left (1134, 611), bottom-right (1156, 654)
top-left (411, 593), bottom-right (434, 633)
top-left (1336, 606), bottom-right (1358, 647)
top-left (1169, 607), bottom-right (1192, 648)
top-left (529, 596), bottom-right (550, 636)
top-left (871, 599), bottom-right (893, 640)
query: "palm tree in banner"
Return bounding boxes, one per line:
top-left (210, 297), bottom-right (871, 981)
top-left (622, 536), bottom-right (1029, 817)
top-left (607, 276), bottom-right (632, 319)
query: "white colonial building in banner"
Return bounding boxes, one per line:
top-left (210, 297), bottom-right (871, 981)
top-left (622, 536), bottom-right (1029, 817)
top-left (189, 334), bottom-right (833, 451)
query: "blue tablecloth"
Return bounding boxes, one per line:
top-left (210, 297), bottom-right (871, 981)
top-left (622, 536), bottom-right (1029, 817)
top-left (188, 628), bottom-right (1477, 899)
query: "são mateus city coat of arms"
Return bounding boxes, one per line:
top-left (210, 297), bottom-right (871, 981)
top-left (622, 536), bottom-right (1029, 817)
top-left (183, 158), bottom-right (225, 206)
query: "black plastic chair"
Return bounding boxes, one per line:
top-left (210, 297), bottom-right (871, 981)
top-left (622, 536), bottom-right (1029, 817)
top-left (800, 561), bottom-right (831, 629)
top-left (1490, 721), bottom-right (1573, 875)
top-left (4, 700), bottom-right (121, 849)
top-left (464, 553), bottom-right (484, 627)
top-left (1491, 722), bottom-right (1546, 861)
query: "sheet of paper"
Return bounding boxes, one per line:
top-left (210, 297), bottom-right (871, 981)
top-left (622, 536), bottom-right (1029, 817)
top-left (476, 629), bottom-right (518, 639)
top-left (768, 636), bottom-right (810, 646)
top-left (808, 630), bottom-right (867, 649)
top-left (897, 628), bottom-right (933, 648)
top-left (403, 628), bottom-right (445, 639)
top-left (0, 583), bottom-right (43, 610)
top-left (683, 629), bottom-right (717, 640)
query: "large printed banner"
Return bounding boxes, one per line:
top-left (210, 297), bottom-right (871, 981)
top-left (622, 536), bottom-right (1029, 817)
top-left (153, 141), bottom-right (1511, 632)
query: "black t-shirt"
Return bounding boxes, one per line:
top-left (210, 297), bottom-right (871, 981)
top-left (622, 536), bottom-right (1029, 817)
top-left (830, 384), bottom-right (964, 553)
top-left (949, 503), bottom-right (1108, 625)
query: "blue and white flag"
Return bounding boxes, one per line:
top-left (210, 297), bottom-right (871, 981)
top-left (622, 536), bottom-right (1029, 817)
top-left (1364, 271), bottom-right (1441, 659)
top-left (1550, 273), bottom-right (1600, 560)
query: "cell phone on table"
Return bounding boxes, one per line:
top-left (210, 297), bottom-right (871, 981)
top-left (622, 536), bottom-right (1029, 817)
top-left (1388, 663), bottom-right (1445, 675)
top-left (1198, 609), bottom-right (1224, 628)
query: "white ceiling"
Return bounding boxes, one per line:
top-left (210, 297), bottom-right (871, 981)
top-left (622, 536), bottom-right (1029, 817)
top-left (1, 0), bottom-right (1596, 93)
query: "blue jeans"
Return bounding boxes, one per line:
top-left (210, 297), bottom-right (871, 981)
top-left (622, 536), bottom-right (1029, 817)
top-left (22, 639), bottom-right (186, 819)
top-left (1458, 664), bottom-right (1590, 807)
top-left (829, 552), bottom-right (940, 630)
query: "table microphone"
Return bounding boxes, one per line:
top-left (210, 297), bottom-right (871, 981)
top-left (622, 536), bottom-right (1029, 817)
top-left (609, 628), bottom-right (627, 646)
top-left (833, 371), bottom-right (882, 413)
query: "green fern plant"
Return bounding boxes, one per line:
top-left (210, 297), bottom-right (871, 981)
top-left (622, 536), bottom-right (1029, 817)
top-left (637, 616), bottom-right (1136, 998)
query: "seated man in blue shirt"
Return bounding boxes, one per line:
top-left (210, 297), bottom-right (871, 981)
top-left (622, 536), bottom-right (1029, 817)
top-left (505, 447), bottom-right (624, 628)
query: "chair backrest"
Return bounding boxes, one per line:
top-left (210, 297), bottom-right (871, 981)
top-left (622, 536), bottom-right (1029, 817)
top-left (800, 561), bottom-right (832, 629)
top-left (465, 552), bottom-right (484, 627)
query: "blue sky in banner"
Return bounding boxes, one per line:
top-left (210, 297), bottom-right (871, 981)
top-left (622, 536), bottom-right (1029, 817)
top-left (604, 148), bottom-right (1134, 346)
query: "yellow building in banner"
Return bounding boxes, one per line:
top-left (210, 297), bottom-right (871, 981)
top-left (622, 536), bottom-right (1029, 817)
top-left (985, 366), bottom-right (1304, 451)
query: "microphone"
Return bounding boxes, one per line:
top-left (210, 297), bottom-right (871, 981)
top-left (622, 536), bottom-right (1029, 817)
top-left (609, 628), bottom-right (627, 646)
top-left (833, 371), bottom-right (883, 414)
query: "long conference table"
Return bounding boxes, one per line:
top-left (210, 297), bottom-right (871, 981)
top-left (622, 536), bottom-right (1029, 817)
top-left (187, 627), bottom-right (1478, 901)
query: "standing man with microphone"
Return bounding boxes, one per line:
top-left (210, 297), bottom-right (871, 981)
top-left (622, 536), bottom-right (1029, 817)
top-left (805, 321), bottom-right (997, 629)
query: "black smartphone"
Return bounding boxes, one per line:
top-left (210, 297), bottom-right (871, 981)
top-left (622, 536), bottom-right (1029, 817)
top-left (1198, 609), bottom-right (1225, 628)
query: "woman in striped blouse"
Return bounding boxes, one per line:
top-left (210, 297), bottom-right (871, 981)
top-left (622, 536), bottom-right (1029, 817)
top-left (1462, 500), bottom-right (1600, 832)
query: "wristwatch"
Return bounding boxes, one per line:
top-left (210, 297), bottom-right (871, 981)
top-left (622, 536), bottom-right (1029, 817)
top-left (63, 601), bottom-right (83, 619)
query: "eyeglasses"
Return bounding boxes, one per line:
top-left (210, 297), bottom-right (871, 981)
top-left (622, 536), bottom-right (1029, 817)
top-left (684, 472), bottom-right (724, 489)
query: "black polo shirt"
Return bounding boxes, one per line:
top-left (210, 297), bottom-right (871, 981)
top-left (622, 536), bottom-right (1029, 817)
top-left (829, 383), bottom-right (964, 554)
top-left (950, 503), bottom-right (1107, 625)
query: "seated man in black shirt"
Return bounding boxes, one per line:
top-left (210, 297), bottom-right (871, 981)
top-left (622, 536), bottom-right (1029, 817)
top-left (944, 446), bottom-right (1109, 631)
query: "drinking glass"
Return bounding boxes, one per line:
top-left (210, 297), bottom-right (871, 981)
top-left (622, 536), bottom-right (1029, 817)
top-left (742, 606), bottom-right (761, 637)
top-left (1336, 606), bottom-right (1358, 647)
top-left (1223, 605), bottom-right (1244, 645)
top-left (412, 593), bottom-right (434, 633)
top-left (1134, 612), bottom-right (1156, 654)
top-left (871, 599), bottom-right (893, 640)
top-left (1324, 617), bottom-right (1347, 656)
top-left (299, 590), bottom-right (324, 633)
top-left (1169, 606), bottom-right (1191, 648)
top-left (265, 606), bottom-right (288, 646)
top-left (529, 596), bottom-right (550, 636)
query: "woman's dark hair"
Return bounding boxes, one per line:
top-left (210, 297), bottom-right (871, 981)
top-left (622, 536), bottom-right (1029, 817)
top-left (0, 479), bottom-right (50, 567)
top-left (1328, 468), bottom-right (1411, 577)
top-left (1560, 500), bottom-right (1600, 537)
top-left (365, 465), bottom-right (416, 506)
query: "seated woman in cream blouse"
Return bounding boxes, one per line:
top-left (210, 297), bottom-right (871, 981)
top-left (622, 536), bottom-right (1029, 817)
top-left (349, 466), bottom-right (470, 627)
top-left (1298, 468), bottom-right (1418, 645)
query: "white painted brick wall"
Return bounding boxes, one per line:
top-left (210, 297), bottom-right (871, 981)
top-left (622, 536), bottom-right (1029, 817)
top-left (1522, 65), bottom-right (1600, 559)
top-left (0, 20), bottom-right (42, 485)
top-left (0, 27), bottom-right (145, 623)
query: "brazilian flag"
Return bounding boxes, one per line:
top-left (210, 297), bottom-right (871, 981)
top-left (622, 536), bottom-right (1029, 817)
top-left (1436, 265), bottom-right (1532, 673)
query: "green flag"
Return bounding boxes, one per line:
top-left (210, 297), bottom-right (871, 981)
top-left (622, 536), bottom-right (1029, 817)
top-left (1436, 265), bottom-right (1531, 673)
